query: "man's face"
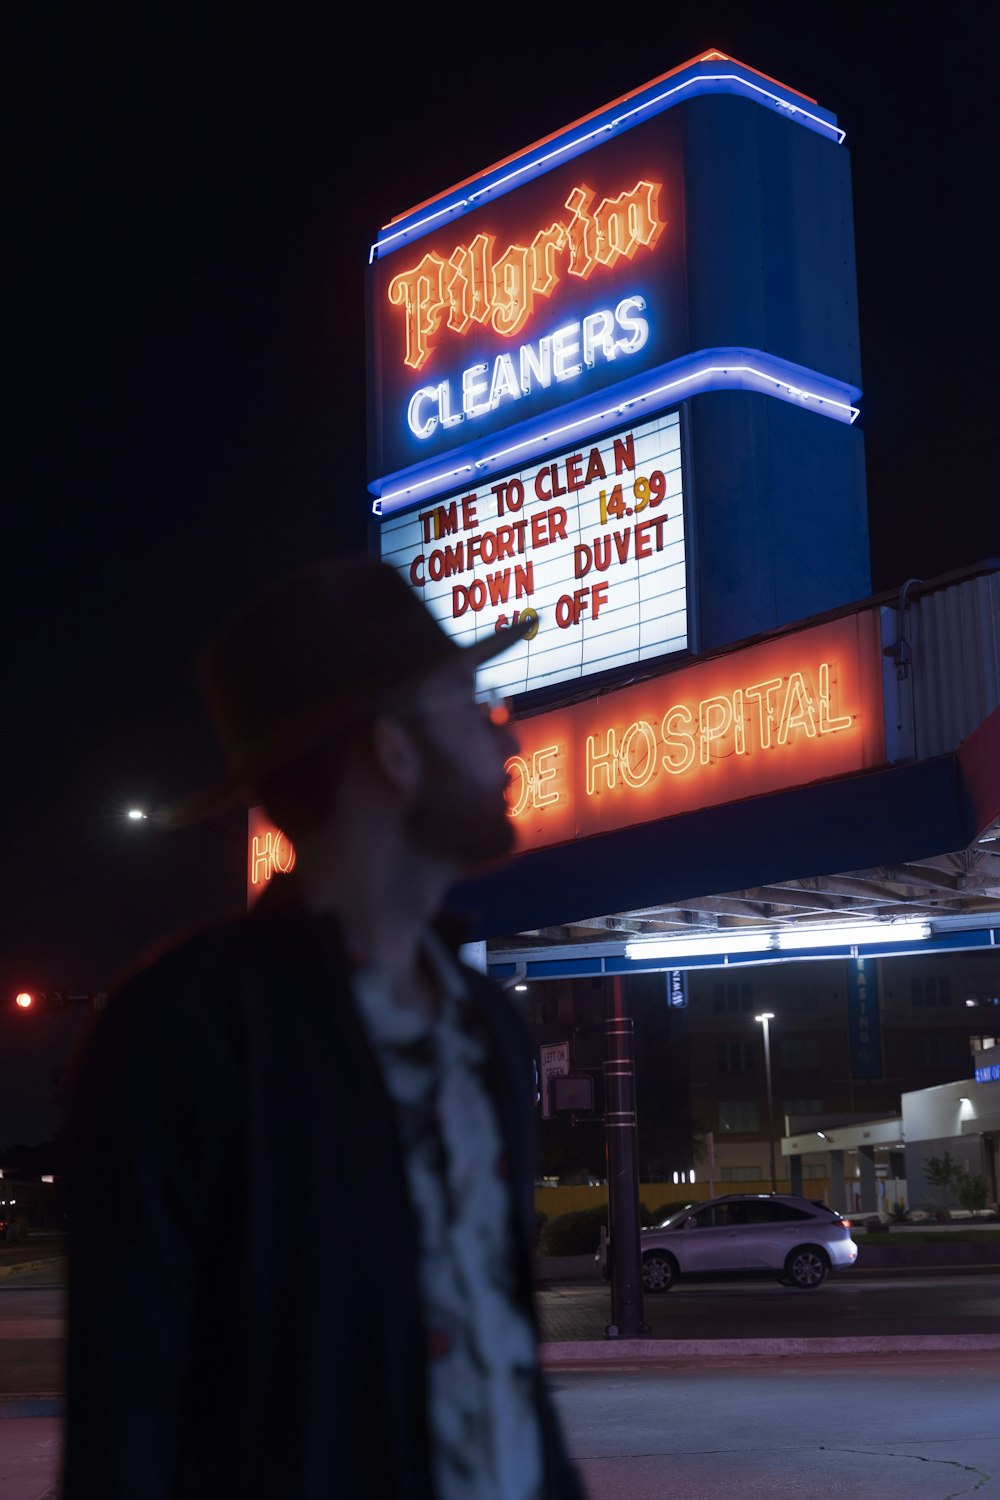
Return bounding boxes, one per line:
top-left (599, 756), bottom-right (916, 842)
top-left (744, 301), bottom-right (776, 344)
top-left (399, 660), bottom-right (518, 869)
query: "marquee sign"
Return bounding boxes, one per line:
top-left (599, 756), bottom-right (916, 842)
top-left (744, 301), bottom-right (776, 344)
top-left (504, 611), bottom-right (885, 852)
top-left (367, 113), bottom-right (688, 495)
top-left (366, 51), bottom-right (860, 509)
top-left (379, 407), bottom-right (687, 699)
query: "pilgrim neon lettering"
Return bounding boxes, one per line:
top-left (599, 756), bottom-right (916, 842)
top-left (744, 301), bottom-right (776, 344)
top-left (388, 179), bottom-right (665, 371)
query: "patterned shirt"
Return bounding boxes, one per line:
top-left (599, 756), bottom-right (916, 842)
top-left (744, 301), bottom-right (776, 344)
top-left (351, 936), bottom-right (544, 1500)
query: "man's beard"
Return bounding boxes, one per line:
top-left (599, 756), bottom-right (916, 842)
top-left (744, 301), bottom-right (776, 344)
top-left (402, 728), bottom-right (516, 870)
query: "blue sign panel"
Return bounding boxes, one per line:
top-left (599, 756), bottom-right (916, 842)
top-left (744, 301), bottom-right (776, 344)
top-left (845, 958), bottom-right (883, 1080)
top-left (366, 58), bottom-right (861, 504)
top-left (366, 51), bottom-right (871, 671)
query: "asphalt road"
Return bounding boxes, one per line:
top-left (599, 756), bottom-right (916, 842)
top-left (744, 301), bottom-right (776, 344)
top-left (5, 1343), bottom-right (1000, 1500)
top-left (5, 1253), bottom-right (1000, 1500)
top-left (551, 1351), bottom-right (1000, 1499)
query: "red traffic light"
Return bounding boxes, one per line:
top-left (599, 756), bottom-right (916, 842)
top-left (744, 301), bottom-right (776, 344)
top-left (12, 989), bottom-right (66, 1011)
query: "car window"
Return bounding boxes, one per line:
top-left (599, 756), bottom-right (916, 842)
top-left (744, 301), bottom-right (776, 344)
top-left (743, 1201), bottom-right (811, 1224)
top-left (692, 1203), bottom-right (739, 1228)
top-left (657, 1203), bottom-right (697, 1229)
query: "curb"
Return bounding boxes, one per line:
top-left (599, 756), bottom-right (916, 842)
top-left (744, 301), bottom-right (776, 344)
top-left (0, 1256), bottom-right (66, 1279)
top-left (0, 1396), bottom-right (63, 1419)
top-left (535, 1260), bottom-right (1000, 1284)
top-left (540, 1332), bottom-right (1000, 1365)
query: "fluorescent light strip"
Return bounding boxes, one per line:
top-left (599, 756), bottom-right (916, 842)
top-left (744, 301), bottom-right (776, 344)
top-left (626, 920), bottom-right (932, 962)
top-left (626, 932), bottom-right (776, 960)
top-left (372, 357), bottom-right (860, 514)
top-left (777, 920), bottom-right (931, 949)
top-left (373, 71), bottom-right (843, 262)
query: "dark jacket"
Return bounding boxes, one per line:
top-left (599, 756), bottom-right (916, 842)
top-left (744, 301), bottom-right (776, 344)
top-left (60, 881), bottom-right (584, 1499)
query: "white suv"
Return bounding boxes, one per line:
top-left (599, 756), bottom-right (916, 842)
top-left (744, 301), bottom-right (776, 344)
top-left (601, 1193), bottom-right (859, 1292)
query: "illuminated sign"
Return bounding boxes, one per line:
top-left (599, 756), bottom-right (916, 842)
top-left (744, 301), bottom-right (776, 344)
top-left (846, 958), bottom-right (883, 1080)
top-left (379, 408), bottom-right (687, 698)
top-left (403, 291), bottom-right (651, 443)
top-left (247, 807), bottom-right (295, 907)
top-left (366, 51), bottom-right (861, 502)
top-left (367, 116), bottom-right (688, 491)
top-left (245, 615), bottom-right (883, 879)
top-left (976, 1060), bottom-right (1000, 1084)
top-left (503, 612), bottom-right (885, 851)
top-left (388, 178), bottom-right (664, 372)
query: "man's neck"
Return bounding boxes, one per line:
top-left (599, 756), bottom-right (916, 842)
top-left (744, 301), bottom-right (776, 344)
top-left (293, 823), bottom-right (454, 1010)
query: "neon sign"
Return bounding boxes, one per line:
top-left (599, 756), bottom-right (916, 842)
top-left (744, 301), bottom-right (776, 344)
top-left (387, 179), bottom-right (664, 372)
top-left (380, 408), bottom-right (687, 699)
top-left (246, 807), bottom-right (295, 907)
top-left (503, 611), bottom-right (885, 851)
top-left (405, 294), bottom-right (650, 441)
top-left (367, 51), bottom-right (861, 499)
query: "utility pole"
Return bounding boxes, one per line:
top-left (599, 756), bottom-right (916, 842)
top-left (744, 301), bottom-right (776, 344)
top-left (604, 974), bottom-right (649, 1339)
top-left (756, 1011), bottom-right (778, 1193)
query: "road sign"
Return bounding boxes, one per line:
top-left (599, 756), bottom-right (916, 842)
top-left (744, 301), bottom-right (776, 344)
top-left (539, 1041), bottom-right (570, 1119)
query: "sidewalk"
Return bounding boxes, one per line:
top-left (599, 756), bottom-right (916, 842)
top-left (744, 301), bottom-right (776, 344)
top-left (533, 1252), bottom-right (1000, 1365)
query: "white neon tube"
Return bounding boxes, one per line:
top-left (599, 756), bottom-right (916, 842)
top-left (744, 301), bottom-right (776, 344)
top-left (625, 932), bottom-right (775, 960)
top-left (776, 920), bottom-right (931, 949)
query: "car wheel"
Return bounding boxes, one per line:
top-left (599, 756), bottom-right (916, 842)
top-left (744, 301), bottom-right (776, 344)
top-left (784, 1247), bottom-right (828, 1289)
top-left (641, 1251), bottom-right (677, 1293)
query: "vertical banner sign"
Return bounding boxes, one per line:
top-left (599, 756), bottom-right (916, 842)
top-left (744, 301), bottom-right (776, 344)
top-left (668, 970), bottom-right (687, 1008)
top-left (845, 958), bottom-right (883, 1080)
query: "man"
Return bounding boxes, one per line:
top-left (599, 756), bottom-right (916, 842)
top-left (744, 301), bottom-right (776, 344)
top-left (61, 554), bottom-right (586, 1500)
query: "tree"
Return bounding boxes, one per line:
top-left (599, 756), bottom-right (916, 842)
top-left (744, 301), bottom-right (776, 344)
top-left (922, 1151), bottom-right (991, 1213)
top-left (923, 1151), bottom-right (958, 1190)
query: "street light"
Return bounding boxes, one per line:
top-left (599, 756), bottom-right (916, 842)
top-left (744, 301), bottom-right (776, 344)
top-left (755, 1011), bottom-right (777, 1193)
top-left (123, 804), bottom-right (244, 848)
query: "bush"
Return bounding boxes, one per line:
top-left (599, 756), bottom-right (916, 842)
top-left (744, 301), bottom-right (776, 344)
top-left (537, 1206), bottom-right (608, 1256)
top-left (954, 1169), bottom-right (991, 1213)
top-left (536, 1197), bottom-right (699, 1255)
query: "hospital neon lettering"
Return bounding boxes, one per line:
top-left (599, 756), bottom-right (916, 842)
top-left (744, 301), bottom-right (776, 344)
top-left (249, 829), bottom-right (296, 886)
top-left (388, 179), bottom-right (665, 372)
top-left (584, 661), bottom-right (855, 796)
top-left (506, 745), bottom-right (563, 817)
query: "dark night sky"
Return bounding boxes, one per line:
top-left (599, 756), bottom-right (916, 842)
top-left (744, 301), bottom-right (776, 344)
top-left (5, 1), bottom-right (998, 1144)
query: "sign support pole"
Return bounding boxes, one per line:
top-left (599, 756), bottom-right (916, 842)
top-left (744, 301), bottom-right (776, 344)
top-left (604, 974), bottom-right (649, 1339)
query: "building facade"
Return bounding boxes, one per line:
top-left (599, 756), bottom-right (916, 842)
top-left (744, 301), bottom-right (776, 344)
top-left (527, 948), bottom-right (1000, 1210)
